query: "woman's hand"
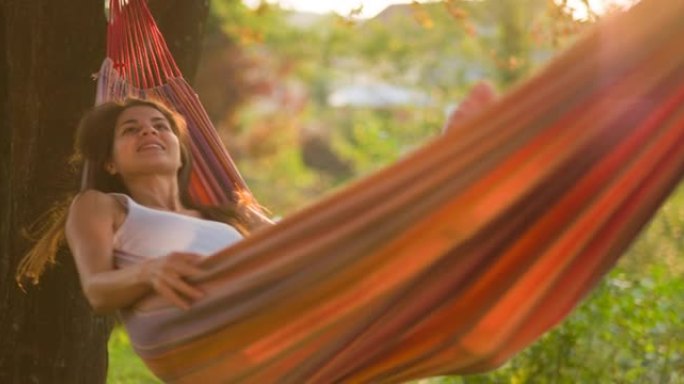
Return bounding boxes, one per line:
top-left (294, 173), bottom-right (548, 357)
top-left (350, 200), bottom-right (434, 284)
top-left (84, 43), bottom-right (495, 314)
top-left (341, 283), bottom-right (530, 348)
top-left (141, 252), bottom-right (206, 310)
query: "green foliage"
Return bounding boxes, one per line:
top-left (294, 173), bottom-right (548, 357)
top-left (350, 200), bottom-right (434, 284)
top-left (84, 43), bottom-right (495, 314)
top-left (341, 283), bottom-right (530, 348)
top-left (203, 1), bottom-right (590, 219)
top-left (331, 107), bottom-right (443, 176)
top-left (237, 138), bottom-right (325, 217)
top-left (624, 184), bottom-right (684, 276)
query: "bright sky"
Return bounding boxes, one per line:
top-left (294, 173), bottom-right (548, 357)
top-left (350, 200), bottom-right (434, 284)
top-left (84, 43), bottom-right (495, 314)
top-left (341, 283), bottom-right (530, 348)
top-left (243, 0), bottom-right (429, 19)
top-left (566, 0), bottom-right (638, 20)
top-left (244, 0), bottom-right (638, 20)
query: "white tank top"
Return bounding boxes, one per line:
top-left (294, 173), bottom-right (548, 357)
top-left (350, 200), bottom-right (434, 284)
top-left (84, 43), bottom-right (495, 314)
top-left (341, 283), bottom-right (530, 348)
top-left (110, 193), bottom-right (243, 262)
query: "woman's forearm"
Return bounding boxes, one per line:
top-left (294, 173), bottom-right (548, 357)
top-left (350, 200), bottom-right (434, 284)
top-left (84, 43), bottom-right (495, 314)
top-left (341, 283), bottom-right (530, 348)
top-left (82, 253), bottom-right (205, 314)
top-left (83, 261), bottom-right (153, 314)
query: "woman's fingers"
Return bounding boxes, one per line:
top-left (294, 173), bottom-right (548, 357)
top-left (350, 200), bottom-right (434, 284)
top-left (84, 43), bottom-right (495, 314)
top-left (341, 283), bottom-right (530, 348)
top-left (162, 272), bottom-right (205, 300)
top-left (174, 252), bottom-right (204, 264)
top-left (146, 252), bottom-right (207, 309)
top-left (153, 278), bottom-right (191, 310)
top-left (173, 260), bottom-right (204, 278)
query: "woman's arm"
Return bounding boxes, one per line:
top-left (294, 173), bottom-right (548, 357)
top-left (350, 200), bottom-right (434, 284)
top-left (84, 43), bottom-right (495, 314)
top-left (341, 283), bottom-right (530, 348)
top-left (66, 190), bottom-right (205, 314)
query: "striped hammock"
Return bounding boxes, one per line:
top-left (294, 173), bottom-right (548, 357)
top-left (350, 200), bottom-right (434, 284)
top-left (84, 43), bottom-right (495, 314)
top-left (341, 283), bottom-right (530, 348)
top-left (99, 0), bottom-right (684, 382)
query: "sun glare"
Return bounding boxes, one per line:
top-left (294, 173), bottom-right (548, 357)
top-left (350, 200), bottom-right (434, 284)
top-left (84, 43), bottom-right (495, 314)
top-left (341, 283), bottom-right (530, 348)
top-left (243, 0), bottom-right (639, 20)
top-left (243, 0), bottom-right (640, 20)
top-left (243, 0), bottom-right (438, 19)
top-left (562, 0), bottom-right (639, 20)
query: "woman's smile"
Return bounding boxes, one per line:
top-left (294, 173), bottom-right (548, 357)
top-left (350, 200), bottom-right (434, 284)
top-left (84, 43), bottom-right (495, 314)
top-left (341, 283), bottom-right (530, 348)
top-left (137, 140), bottom-right (166, 152)
top-left (110, 105), bottom-right (183, 175)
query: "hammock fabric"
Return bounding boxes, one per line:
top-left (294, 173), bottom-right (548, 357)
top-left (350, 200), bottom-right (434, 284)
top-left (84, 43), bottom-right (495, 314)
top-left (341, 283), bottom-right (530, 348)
top-left (99, 0), bottom-right (684, 382)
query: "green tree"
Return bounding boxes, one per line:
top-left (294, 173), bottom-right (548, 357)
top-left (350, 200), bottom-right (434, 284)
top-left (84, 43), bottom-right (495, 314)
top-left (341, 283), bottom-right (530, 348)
top-left (203, 0), bottom-right (589, 215)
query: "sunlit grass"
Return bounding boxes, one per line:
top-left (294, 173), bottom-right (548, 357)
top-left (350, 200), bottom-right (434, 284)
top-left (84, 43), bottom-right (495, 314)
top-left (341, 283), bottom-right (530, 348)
top-left (108, 326), bottom-right (160, 384)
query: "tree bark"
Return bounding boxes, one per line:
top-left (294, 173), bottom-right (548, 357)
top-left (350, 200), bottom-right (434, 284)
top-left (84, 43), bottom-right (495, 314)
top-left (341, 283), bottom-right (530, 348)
top-left (0, 1), bottom-right (208, 382)
top-left (149, 0), bottom-right (211, 80)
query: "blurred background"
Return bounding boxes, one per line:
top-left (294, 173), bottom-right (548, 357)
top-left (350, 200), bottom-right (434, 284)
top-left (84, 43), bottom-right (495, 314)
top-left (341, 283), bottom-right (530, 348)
top-left (196, 0), bottom-right (619, 216)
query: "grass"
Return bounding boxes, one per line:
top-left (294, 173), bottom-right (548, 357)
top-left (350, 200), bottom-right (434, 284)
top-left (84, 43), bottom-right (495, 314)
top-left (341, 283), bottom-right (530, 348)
top-left (108, 326), bottom-right (160, 384)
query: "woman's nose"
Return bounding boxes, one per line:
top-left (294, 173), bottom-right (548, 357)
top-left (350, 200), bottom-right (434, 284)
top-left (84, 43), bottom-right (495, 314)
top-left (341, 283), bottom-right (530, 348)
top-left (140, 124), bottom-right (158, 136)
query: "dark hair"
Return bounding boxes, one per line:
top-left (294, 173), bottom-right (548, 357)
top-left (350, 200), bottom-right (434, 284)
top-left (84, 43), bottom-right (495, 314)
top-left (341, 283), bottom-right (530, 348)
top-left (16, 98), bottom-right (270, 288)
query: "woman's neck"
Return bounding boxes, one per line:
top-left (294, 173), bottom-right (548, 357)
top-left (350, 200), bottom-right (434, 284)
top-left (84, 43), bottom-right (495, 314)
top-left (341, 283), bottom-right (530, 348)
top-left (124, 175), bottom-right (185, 212)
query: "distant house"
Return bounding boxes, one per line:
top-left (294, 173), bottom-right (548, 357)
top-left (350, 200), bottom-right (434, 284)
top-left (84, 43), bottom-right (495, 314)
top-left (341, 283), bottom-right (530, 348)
top-left (285, 11), bottom-right (328, 29)
top-left (282, 2), bottom-right (554, 110)
top-left (328, 79), bottom-right (432, 108)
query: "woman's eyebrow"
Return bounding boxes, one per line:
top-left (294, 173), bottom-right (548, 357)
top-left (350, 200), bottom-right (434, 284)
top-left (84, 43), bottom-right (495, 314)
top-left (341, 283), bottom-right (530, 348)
top-left (118, 119), bottom-right (139, 128)
top-left (118, 116), bottom-right (166, 128)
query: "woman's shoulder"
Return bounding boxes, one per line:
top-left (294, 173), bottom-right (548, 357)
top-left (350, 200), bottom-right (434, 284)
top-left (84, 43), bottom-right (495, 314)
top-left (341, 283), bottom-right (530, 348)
top-left (72, 189), bottom-right (115, 207)
top-left (68, 190), bottom-right (124, 222)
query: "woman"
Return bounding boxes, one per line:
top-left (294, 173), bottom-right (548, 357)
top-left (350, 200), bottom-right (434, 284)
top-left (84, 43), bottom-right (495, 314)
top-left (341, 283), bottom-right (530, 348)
top-left (18, 83), bottom-right (492, 314)
top-left (18, 98), bottom-right (272, 313)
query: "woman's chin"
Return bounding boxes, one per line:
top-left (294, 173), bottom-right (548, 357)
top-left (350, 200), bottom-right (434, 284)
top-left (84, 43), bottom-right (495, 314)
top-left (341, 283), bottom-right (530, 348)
top-left (134, 162), bottom-right (182, 176)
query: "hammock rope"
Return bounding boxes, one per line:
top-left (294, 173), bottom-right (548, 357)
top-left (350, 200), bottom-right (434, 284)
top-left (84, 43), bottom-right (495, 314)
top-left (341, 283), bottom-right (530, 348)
top-left (107, 0), bottom-right (181, 87)
top-left (98, 0), bottom-right (684, 382)
top-left (97, 0), bottom-right (252, 207)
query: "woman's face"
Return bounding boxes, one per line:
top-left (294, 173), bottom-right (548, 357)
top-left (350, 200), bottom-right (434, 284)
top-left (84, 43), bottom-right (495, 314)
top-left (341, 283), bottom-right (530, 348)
top-left (107, 105), bottom-right (183, 178)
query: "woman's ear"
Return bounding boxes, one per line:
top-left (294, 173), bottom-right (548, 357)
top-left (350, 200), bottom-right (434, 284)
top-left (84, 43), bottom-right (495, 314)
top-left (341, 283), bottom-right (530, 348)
top-left (105, 161), bottom-right (117, 175)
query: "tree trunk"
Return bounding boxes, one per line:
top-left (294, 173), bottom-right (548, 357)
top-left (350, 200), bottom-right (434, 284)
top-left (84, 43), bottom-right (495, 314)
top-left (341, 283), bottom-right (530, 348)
top-left (0, 1), bottom-right (208, 382)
